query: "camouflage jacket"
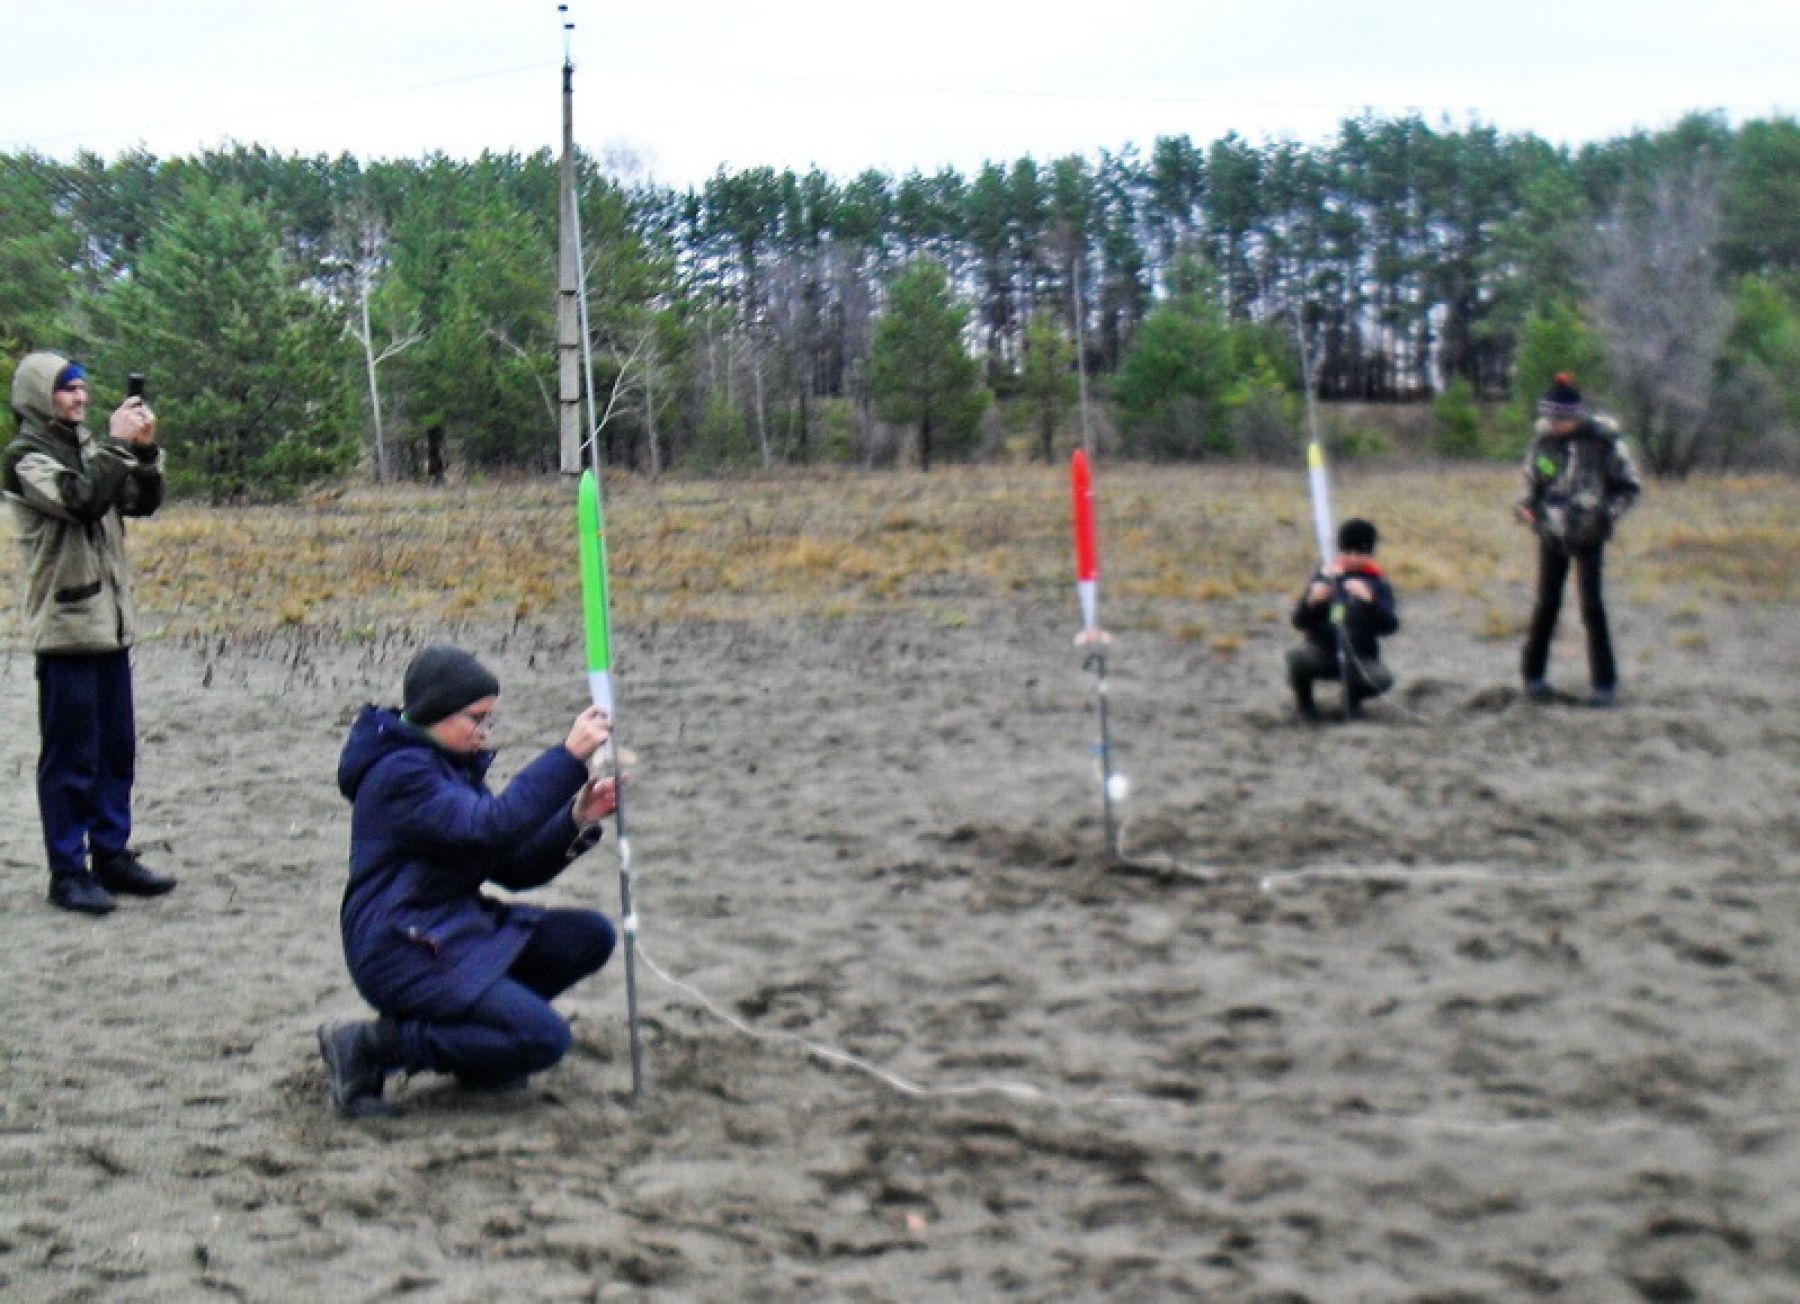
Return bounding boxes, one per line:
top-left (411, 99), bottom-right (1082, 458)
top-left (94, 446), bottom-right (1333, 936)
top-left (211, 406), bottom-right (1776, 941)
top-left (1517, 415), bottom-right (1642, 547)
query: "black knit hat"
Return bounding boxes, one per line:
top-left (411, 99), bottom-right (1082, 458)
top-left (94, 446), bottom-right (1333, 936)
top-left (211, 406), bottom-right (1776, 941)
top-left (1537, 372), bottom-right (1583, 420)
top-left (1338, 518), bottom-right (1378, 555)
top-left (402, 645), bottom-right (500, 726)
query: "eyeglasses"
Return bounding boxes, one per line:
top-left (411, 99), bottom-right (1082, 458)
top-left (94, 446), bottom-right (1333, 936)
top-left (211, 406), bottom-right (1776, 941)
top-left (457, 709), bottom-right (498, 735)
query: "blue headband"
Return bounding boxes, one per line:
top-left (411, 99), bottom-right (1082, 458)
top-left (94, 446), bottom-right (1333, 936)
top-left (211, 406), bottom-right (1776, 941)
top-left (52, 362), bottom-right (87, 392)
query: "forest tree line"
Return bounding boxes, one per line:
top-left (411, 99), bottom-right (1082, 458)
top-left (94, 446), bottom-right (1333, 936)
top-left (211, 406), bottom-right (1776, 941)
top-left (2, 110), bottom-right (1798, 497)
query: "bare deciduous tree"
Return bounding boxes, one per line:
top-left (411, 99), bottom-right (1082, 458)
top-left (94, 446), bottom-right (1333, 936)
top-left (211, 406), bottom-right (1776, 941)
top-left (335, 215), bottom-right (422, 484)
top-left (1587, 161), bottom-right (1730, 477)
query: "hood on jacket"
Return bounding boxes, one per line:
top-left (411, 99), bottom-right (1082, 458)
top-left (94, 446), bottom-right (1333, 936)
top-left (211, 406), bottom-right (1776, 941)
top-left (10, 351), bottom-right (73, 431)
top-left (338, 704), bottom-right (493, 801)
top-left (1533, 412), bottom-right (1620, 441)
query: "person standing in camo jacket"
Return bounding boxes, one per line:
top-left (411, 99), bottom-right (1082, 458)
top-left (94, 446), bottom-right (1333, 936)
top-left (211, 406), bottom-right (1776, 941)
top-left (1515, 373), bottom-right (1643, 707)
top-left (5, 352), bottom-right (175, 914)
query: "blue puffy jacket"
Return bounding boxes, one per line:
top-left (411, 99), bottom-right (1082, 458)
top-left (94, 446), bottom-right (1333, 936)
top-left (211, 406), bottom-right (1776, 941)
top-left (335, 705), bottom-right (599, 1018)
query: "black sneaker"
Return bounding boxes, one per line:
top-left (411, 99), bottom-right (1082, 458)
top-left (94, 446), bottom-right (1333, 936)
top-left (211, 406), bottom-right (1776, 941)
top-left (49, 872), bottom-right (116, 915)
top-left (94, 849), bottom-right (177, 897)
top-left (318, 1021), bottom-right (400, 1118)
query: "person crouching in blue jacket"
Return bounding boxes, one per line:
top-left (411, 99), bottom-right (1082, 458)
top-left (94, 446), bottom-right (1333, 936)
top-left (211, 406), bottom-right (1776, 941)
top-left (320, 645), bottom-right (619, 1118)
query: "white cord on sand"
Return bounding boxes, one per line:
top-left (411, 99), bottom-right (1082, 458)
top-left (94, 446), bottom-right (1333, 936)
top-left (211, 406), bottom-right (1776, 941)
top-left (639, 944), bottom-right (1053, 1103)
top-left (633, 943), bottom-right (1794, 1139)
top-left (1259, 866), bottom-right (1575, 894)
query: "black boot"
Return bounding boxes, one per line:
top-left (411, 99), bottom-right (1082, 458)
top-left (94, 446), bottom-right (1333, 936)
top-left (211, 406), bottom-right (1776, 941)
top-left (49, 872), bottom-right (116, 915)
top-left (318, 1019), bottom-right (402, 1118)
top-left (94, 849), bottom-right (177, 897)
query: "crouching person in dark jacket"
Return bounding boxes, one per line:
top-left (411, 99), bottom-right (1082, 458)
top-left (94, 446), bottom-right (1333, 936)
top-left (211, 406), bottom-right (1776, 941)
top-left (320, 646), bottom-right (619, 1118)
top-left (1285, 518), bottom-right (1400, 720)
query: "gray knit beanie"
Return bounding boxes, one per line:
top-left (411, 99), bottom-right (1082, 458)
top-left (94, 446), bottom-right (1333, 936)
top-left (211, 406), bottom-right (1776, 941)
top-left (402, 646), bottom-right (500, 726)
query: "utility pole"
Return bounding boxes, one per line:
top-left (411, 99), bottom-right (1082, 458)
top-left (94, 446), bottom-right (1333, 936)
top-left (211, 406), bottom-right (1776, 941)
top-left (556, 6), bottom-right (582, 475)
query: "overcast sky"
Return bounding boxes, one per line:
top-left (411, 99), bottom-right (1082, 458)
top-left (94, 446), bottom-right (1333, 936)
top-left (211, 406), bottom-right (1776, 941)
top-left (6, 1), bottom-right (1794, 188)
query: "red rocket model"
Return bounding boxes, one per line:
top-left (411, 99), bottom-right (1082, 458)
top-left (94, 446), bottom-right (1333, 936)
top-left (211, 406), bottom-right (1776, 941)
top-left (1071, 448), bottom-right (1099, 637)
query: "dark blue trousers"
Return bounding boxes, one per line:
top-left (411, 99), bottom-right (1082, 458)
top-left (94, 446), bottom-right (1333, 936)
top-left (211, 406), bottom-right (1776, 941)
top-left (36, 650), bottom-right (136, 877)
top-left (398, 909), bottom-right (617, 1084)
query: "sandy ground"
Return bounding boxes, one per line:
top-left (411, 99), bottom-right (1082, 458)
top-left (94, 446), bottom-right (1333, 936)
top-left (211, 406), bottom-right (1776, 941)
top-left (2, 576), bottom-right (1798, 1301)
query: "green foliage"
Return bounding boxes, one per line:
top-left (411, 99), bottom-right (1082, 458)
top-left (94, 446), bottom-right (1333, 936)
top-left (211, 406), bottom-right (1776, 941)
top-left (1432, 378), bottom-right (1484, 458)
top-left (64, 147), bottom-right (165, 283)
top-left (385, 181), bottom-right (558, 471)
top-left (1723, 275), bottom-right (1800, 421)
top-left (96, 178), bottom-right (357, 500)
top-left (1019, 313), bottom-right (1076, 462)
top-left (811, 397), bottom-right (858, 464)
top-left (0, 156), bottom-right (77, 361)
top-left (1719, 118), bottom-right (1800, 278)
top-left (1329, 425), bottom-right (1392, 460)
top-left (1226, 354), bottom-right (1300, 463)
top-left (868, 259), bottom-right (986, 471)
top-left (690, 392), bottom-right (754, 471)
top-left (9, 112), bottom-right (1800, 479)
top-left (622, 305), bottom-right (694, 474)
top-left (1228, 318), bottom-right (1300, 389)
top-left (1715, 275), bottom-right (1800, 464)
top-left (1506, 301), bottom-right (1608, 448)
top-left (1115, 286), bottom-right (1236, 457)
top-left (1488, 145), bottom-right (1591, 324)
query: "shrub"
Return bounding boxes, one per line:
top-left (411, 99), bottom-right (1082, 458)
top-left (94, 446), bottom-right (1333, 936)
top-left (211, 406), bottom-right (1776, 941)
top-left (1432, 378), bottom-right (1484, 458)
top-left (1114, 293), bottom-right (1236, 458)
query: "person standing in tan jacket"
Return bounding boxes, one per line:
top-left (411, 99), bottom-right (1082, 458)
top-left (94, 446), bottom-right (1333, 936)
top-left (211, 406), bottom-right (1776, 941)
top-left (5, 352), bottom-right (175, 914)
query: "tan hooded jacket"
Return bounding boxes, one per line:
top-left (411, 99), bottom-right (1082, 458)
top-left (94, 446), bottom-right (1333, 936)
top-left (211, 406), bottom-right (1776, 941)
top-left (4, 351), bottom-right (164, 653)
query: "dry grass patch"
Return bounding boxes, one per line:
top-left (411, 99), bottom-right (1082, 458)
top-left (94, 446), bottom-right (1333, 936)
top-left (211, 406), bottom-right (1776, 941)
top-left (0, 465), bottom-right (1791, 644)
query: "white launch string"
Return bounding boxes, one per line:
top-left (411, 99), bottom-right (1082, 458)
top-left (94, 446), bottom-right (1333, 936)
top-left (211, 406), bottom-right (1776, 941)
top-left (1258, 866), bottom-right (1577, 893)
top-left (631, 943), bottom-right (1794, 1139)
top-left (637, 944), bottom-right (1054, 1104)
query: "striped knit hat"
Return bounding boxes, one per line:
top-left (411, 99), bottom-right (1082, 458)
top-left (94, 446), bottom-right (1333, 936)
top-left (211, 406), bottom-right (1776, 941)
top-left (1537, 372), bottom-right (1584, 420)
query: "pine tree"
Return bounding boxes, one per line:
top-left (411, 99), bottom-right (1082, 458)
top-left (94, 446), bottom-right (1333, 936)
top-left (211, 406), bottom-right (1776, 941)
top-left (1020, 313), bottom-right (1076, 462)
top-left (1114, 273), bottom-right (1237, 458)
top-left (0, 155), bottom-right (76, 366)
top-left (868, 260), bottom-right (986, 472)
top-left (100, 178), bottom-right (356, 500)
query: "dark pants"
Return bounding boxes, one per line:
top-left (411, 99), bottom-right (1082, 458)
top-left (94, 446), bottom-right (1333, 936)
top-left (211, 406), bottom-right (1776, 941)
top-left (1286, 641), bottom-right (1393, 711)
top-left (1522, 537), bottom-right (1616, 690)
top-left (36, 650), bottom-right (136, 878)
top-left (398, 909), bottom-right (617, 1084)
